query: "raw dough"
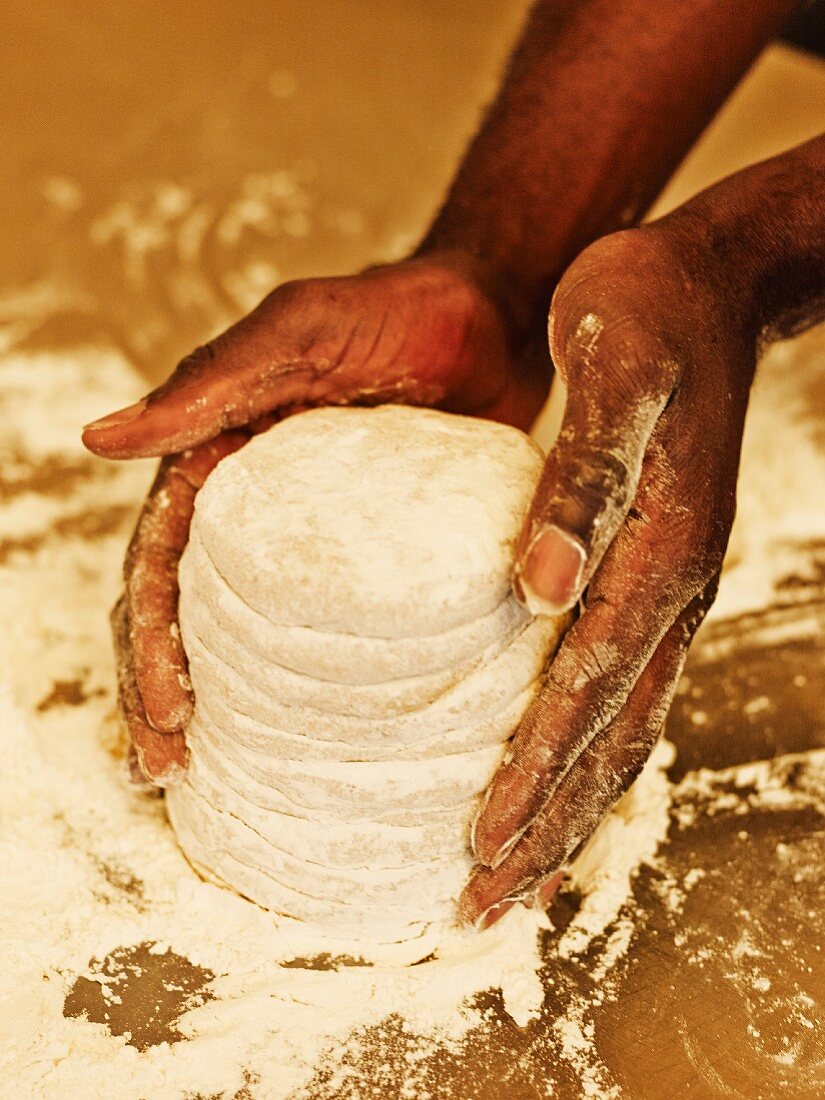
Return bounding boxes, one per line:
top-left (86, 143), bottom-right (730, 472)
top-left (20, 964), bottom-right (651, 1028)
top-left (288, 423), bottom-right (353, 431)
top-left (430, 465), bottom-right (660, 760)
top-left (192, 405), bottom-right (544, 635)
top-left (184, 526), bottom-right (531, 684)
top-left (167, 405), bottom-right (567, 962)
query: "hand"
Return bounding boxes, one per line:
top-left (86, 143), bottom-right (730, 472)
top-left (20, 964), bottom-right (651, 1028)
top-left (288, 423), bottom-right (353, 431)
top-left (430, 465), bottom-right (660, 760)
top-left (463, 130), bottom-right (825, 927)
top-left (107, 433), bottom-right (248, 786)
top-left (461, 222), bottom-right (753, 926)
top-left (84, 256), bottom-right (551, 783)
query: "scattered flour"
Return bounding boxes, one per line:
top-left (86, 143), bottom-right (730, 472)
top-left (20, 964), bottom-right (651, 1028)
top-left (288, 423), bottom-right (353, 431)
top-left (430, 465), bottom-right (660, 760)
top-left (1, 322), bottom-right (823, 1097)
top-left (0, 347), bottom-right (674, 1099)
top-left (710, 330), bottom-right (825, 621)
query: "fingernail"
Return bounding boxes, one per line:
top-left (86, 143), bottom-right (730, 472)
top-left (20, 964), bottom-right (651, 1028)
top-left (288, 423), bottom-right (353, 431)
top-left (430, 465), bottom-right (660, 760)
top-left (535, 871), bottom-right (566, 908)
top-left (518, 526), bottom-right (585, 615)
top-left (475, 899), bottom-right (516, 931)
top-left (469, 813), bottom-right (480, 858)
top-left (126, 746), bottom-right (162, 794)
top-left (127, 749), bottom-right (149, 786)
top-left (83, 398), bottom-right (148, 433)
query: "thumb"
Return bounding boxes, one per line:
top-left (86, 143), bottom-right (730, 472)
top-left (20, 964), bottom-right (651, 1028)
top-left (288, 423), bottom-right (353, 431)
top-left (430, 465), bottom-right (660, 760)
top-left (514, 310), bottom-right (677, 615)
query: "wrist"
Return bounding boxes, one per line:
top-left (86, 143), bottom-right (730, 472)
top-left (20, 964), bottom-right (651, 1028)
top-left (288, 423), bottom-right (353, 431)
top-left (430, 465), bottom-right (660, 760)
top-left (408, 242), bottom-right (549, 350)
top-left (660, 136), bottom-right (825, 350)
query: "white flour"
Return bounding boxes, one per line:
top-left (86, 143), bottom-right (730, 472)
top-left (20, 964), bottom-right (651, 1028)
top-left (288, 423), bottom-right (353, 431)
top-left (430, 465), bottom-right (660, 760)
top-left (1, 322), bottom-right (823, 1097)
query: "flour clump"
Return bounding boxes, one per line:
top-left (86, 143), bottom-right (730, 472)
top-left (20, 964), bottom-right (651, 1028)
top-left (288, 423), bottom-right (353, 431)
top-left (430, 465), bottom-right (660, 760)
top-left (166, 405), bottom-right (567, 964)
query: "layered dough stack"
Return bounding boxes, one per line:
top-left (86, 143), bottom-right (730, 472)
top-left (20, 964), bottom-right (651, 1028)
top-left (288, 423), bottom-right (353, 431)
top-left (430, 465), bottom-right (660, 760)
top-left (166, 406), bottom-right (567, 964)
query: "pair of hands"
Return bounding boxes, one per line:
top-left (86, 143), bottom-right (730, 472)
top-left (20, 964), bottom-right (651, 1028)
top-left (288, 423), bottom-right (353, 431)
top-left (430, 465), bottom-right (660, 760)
top-left (84, 208), bottom-right (754, 929)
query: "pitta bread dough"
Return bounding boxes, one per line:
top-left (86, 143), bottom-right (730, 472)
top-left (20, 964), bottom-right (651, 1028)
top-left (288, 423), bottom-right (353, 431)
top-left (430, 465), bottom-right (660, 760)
top-left (193, 405), bottom-right (544, 636)
top-left (183, 527), bottom-right (530, 684)
top-left (167, 406), bottom-right (567, 962)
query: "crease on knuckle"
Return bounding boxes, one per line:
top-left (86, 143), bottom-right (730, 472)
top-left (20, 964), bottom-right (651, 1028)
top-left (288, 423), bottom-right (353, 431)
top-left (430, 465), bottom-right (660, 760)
top-left (568, 445), bottom-right (632, 502)
top-left (170, 341), bottom-right (218, 385)
top-left (552, 636), bottom-right (623, 696)
top-left (563, 307), bottom-right (676, 396)
top-left (549, 443), bottom-right (637, 546)
top-left (508, 751), bottom-right (550, 792)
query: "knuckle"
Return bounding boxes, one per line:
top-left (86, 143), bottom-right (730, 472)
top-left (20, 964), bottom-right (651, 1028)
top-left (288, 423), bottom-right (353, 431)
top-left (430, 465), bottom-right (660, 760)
top-left (551, 233), bottom-right (684, 394)
top-left (544, 441), bottom-right (637, 547)
top-left (171, 341), bottom-right (217, 382)
top-left (680, 574), bottom-right (721, 639)
top-left (263, 278), bottom-right (306, 310)
top-left (510, 751), bottom-right (548, 790)
top-left (563, 443), bottom-right (633, 503)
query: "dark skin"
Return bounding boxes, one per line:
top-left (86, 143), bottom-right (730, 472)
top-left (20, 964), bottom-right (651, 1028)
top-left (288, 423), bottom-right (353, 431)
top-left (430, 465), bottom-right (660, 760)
top-left (83, 0), bottom-right (824, 927)
top-left (465, 140), bottom-right (825, 923)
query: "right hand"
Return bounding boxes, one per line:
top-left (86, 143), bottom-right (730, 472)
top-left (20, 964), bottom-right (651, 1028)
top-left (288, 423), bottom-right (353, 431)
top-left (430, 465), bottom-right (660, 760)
top-left (84, 256), bottom-right (551, 784)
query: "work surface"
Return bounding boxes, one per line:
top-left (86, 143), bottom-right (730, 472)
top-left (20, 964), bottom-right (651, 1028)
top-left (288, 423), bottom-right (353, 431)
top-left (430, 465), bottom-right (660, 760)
top-left (0, 3), bottom-right (824, 1096)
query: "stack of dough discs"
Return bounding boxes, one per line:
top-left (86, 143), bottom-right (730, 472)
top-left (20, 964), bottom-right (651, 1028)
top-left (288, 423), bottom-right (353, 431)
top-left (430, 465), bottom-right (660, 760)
top-left (166, 405), bottom-right (568, 965)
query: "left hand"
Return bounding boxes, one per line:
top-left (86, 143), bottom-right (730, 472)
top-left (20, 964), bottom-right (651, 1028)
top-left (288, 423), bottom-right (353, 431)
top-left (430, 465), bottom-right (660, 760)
top-left (463, 133), bottom-right (824, 928)
top-left (461, 218), bottom-right (753, 928)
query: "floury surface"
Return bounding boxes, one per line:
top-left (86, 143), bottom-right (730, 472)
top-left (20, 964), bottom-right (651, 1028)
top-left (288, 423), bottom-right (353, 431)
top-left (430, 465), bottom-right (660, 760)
top-left (0, 3), bottom-right (824, 1095)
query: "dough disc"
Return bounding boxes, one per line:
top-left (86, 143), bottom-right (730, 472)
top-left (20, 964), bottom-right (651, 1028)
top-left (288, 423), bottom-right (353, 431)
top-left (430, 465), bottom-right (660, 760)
top-left (193, 405), bottom-right (544, 637)
top-left (167, 406), bottom-right (567, 963)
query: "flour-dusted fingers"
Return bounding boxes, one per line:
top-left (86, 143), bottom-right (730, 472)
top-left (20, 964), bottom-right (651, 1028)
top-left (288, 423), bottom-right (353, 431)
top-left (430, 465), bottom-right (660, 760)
top-left (512, 232), bottom-right (691, 618)
top-left (111, 594), bottom-right (188, 786)
top-left (462, 586), bottom-right (715, 927)
top-left (473, 397), bottom-right (735, 868)
top-left (125, 432), bottom-right (248, 734)
top-left (80, 258), bottom-right (525, 460)
top-left (80, 283), bottom-right (324, 457)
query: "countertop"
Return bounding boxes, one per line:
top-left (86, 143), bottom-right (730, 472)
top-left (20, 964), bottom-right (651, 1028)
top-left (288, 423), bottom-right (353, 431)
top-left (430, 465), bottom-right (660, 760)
top-left (0, 5), bottom-right (823, 1096)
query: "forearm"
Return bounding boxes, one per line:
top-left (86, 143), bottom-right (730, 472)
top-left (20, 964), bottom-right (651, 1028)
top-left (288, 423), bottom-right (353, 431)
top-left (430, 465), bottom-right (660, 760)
top-left (660, 132), bottom-right (825, 347)
top-left (415, 0), bottom-right (799, 337)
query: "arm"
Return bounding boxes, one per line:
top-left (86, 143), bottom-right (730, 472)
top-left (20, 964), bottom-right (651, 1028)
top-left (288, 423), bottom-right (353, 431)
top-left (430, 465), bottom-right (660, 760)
top-left (463, 132), bottom-right (825, 926)
top-left (86, 0), bottom-right (800, 456)
top-left (417, 0), bottom-right (800, 336)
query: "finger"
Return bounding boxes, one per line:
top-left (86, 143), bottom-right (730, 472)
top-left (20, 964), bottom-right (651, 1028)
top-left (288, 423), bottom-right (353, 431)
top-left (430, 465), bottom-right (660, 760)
top-left (474, 426), bottom-right (719, 867)
top-left (476, 870), bottom-right (565, 931)
top-left (461, 591), bottom-right (710, 927)
top-left (514, 288), bottom-right (680, 616)
top-left (80, 282), bottom-right (346, 457)
top-left (111, 595), bottom-right (188, 786)
top-left (126, 432), bottom-right (247, 733)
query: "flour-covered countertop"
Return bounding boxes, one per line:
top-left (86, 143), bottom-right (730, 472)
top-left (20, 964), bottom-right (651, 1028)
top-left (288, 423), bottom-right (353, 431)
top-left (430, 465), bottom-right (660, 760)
top-left (0, 6), bottom-right (823, 1094)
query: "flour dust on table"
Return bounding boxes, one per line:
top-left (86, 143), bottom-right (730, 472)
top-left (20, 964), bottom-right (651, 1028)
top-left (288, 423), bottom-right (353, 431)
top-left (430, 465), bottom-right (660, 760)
top-left (8, 336), bottom-right (823, 1097)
